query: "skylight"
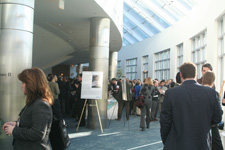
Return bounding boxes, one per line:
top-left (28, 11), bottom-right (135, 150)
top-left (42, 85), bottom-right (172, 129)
top-left (122, 0), bottom-right (197, 46)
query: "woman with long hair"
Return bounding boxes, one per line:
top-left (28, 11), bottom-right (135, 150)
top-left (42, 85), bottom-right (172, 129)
top-left (2, 67), bottom-right (53, 150)
top-left (140, 77), bottom-right (155, 131)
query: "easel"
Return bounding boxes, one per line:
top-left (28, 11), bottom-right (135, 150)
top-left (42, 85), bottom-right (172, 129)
top-left (76, 99), bottom-right (103, 133)
top-left (219, 81), bottom-right (225, 97)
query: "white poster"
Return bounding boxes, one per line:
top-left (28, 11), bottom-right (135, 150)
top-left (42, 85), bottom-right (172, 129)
top-left (81, 71), bottom-right (103, 99)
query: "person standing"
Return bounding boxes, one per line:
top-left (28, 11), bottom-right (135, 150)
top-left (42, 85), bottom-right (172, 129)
top-left (48, 74), bottom-right (65, 150)
top-left (160, 62), bottom-right (222, 150)
top-left (76, 74), bottom-right (86, 127)
top-left (3, 67), bottom-right (53, 150)
top-left (134, 80), bottom-right (142, 115)
top-left (140, 77), bottom-right (155, 131)
top-left (202, 71), bottom-right (223, 150)
top-left (158, 80), bottom-right (167, 116)
top-left (48, 74), bottom-right (62, 120)
top-left (116, 76), bottom-right (132, 120)
top-left (197, 63), bottom-right (215, 89)
top-left (151, 80), bottom-right (160, 121)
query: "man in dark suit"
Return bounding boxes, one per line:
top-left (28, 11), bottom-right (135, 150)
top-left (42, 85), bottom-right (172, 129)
top-left (160, 62), bottom-right (222, 150)
top-left (116, 76), bottom-right (132, 120)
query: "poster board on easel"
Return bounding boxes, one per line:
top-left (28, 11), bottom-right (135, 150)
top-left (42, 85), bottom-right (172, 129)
top-left (76, 71), bottom-right (104, 133)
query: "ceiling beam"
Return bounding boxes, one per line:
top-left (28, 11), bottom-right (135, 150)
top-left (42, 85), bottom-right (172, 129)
top-left (123, 24), bottom-right (144, 41)
top-left (124, 11), bottom-right (154, 36)
top-left (124, 0), bottom-right (165, 31)
top-left (140, 0), bottom-right (176, 25)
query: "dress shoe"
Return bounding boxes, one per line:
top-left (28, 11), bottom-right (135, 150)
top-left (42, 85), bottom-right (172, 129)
top-left (141, 128), bottom-right (145, 131)
top-left (147, 124), bottom-right (149, 128)
top-left (116, 118), bottom-right (121, 121)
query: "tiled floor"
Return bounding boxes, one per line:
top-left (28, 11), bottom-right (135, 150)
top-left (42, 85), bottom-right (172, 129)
top-left (66, 115), bottom-right (163, 150)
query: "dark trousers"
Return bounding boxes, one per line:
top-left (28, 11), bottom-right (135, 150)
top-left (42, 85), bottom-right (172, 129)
top-left (140, 100), bottom-right (151, 129)
top-left (151, 100), bottom-right (158, 120)
top-left (52, 99), bottom-right (63, 120)
top-left (72, 100), bottom-right (78, 119)
top-left (118, 100), bottom-right (130, 120)
top-left (59, 97), bottom-right (66, 115)
top-left (77, 100), bottom-right (86, 126)
top-left (212, 126), bottom-right (223, 150)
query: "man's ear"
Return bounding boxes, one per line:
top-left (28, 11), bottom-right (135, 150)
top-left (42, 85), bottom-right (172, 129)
top-left (180, 72), bottom-right (184, 82)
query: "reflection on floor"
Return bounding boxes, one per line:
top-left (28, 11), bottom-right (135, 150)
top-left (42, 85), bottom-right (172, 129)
top-left (66, 115), bottom-right (163, 150)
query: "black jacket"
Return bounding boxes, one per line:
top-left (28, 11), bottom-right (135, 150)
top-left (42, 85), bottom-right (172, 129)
top-left (160, 80), bottom-right (222, 150)
top-left (13, 98), bottom-right (52, 150)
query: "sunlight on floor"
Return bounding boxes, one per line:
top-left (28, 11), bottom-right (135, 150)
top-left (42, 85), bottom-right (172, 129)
top-left (68, 131), bottom-right (93, 139)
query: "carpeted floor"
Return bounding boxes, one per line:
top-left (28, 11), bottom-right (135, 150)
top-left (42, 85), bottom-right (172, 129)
top-left (65, 114), bottom-right (163, 150)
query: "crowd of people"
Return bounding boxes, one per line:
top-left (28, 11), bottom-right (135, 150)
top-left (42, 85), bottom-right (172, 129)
top-left (2, 62), bottom-right (225, 150)
top-left (108, 73), bottom-right (178, 131)
top-left (109, 62), bottom-right (224, 149)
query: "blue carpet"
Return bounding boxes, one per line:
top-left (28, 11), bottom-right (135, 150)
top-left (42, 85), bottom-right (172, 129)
top-left (65, 115), bottom-right (163, 150)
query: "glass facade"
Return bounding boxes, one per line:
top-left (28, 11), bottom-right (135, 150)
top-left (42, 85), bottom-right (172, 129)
top-left (155, 49), bottom-right (170, 80)
top-left (191, 31), bottom-right (207, 78)
top-left (123, 0), bottom-right (197, 46)
top-left (126, 58), bottom-right (137, 80)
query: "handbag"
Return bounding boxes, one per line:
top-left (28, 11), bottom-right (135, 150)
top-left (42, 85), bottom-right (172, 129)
top-left (50, 118), bottom-right (71, 149)
top-left (135, 95), bottom-right (145, 108)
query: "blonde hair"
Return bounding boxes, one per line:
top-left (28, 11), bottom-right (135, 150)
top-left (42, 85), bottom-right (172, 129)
top-left (144, 77), bottom-right (153, 86)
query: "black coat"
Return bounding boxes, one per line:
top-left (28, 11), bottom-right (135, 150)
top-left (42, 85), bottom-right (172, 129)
top-left (160, 80), bottom-right (222, 150)
top-left (12, 98), bottom-right (52, 150)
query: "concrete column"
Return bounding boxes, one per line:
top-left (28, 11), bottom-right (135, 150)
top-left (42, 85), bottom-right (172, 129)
top-left (109, 51), bottom-right (118, 80)
top-left (88, 18), bottom-right (110, 129)
top-left (0, 0), bottom-right (35, 149)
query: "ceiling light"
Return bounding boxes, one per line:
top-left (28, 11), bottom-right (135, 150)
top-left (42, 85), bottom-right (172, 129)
top-left (59, 0), bottom-right (64, 10)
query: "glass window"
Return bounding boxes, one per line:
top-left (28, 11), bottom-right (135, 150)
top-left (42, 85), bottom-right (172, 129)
top-left (118, 60), bottom-right (121, 68)
top-left (177, 43), bottom-right (183, 72)
top-left (154, 49), bottom-right (170, 80)
top-left (126, 58), bottom-right (137, 80)
top-left (191, 30), bottom-right (207, 78)
top-left (218, 15), bottom-right (225, 86)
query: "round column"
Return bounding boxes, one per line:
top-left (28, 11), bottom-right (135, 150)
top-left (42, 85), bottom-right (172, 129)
top-left (0, 1), bottom-right (34, 149)
top-left (109, 51), bottom-right (118, 79)
top-left (88, 18), bottom-right (110, 129)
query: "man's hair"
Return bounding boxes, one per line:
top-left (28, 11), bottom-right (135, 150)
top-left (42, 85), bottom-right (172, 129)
top-left (79, 73), bottom-right (82, 77)
top-left (179, 62), bottom-right (197, 79)
top-left (202, 63), bottom-right (213, 71)
top-left (176, 72), bottom-right (181, 83)
top-left (160, 79), bottom-right (165, 84)
top-left (111, 78), bottom-right (117, 81)
top-left (202, 71), bottom-right (215, 85)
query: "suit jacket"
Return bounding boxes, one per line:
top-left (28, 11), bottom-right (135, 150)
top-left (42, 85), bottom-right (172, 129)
top-left (116, 81), bottom-right (132, 101)
top-left (160, 80), bottom-right (222, 150)
top-left (158, 86), bottom-right (167, 103)
top-left (13, 98), bottom-right (52, 150)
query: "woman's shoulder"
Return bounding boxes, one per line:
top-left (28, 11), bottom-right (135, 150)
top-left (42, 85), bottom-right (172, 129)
top-left (32, 98), bottom-right (51, 108)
